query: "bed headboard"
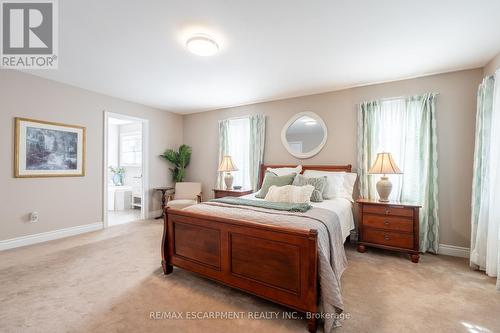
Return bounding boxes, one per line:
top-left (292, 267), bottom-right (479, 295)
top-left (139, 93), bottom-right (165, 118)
top-left (258, 164), bottom-right (352, 188)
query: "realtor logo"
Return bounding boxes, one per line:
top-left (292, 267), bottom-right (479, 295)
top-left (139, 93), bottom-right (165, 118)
top-left (1, 0), bottom-right (58, 68)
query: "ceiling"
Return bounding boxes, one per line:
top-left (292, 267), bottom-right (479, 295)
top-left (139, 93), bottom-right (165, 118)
top-left (28, 0), bottom-right (500, 114)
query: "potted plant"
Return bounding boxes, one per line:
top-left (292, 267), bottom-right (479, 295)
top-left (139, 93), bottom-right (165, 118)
top-left (109, 166), bottom-right (125, 186)
top-left (160, 144), bottom-right (192, 182)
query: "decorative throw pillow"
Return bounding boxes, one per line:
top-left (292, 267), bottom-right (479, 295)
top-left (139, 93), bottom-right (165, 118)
top-left (264, 185), bottom-right (315, 204)
top-left (255, 172), bottom-right (296, 198)
top-left (303, 170), bottom-right (345, 199)
top-left (303, 170), bottom-right (357, 201)
top-left (292, 174), bottom-right (328, 202)
top-left (266, 165), bottom-right (302, 176)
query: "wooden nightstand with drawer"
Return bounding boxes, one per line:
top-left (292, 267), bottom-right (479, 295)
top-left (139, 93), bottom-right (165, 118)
top-left (357, 198), bottom-right (421, 263)
top-left (213, 188), bottom-right (253, 199)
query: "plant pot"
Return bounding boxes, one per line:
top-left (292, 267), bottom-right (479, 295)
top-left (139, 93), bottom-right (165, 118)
top-left (113, 174), bottom-right (123, 186)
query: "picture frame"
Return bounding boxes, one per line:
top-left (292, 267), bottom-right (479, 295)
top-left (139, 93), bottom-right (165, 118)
top-left (14, 117), bottom-right (86, 178)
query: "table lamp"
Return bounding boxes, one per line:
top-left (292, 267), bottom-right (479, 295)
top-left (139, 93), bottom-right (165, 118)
top-left (218, 155), bottom-right (238, 190)
top-left (368, 152), bottom-right (402, 202)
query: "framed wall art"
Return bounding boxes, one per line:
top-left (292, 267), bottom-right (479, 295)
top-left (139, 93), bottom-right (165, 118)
top-left (14, 118), bottom-right (86, 177)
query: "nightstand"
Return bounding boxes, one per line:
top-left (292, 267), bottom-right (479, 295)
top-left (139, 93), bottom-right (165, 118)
top-left (357, 198), bottom-right (421, 263)
top-left (213, 188), bottom-right (253, 199)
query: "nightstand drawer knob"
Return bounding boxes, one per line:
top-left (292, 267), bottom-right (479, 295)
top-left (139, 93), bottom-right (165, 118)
top-left (384, 220), bottom-right (390, 225)
top-left (385, 208), bottom-right (390, 215)
top-left (384, 234), bottom-right (390, 241)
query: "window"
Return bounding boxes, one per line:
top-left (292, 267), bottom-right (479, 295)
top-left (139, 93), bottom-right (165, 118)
top-left (120, 132), bottom-right (142, 166)
top-left (217, 114), bottom-right (266, 191)
top-left (367, 98), bottom-right (416, 201)
top-left (227, 118), bottom-right (251, 189)
top-left (358, 93), bottom-right (439, 252)
top-left (360, 98), bottom-right (432, 202)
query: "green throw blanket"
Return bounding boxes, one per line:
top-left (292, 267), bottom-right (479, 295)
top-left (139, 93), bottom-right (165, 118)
top-left (210, 197), bottom-right (312, 212)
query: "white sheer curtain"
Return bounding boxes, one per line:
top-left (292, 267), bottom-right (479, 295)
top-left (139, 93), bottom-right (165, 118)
top-left (366, 99), bottom-right (407, 200)
top-left (470, 72), bottom-right (500, 291)
top-left (489, 75), bottom-right (500, 290)
top-left (227, 118), bottom-right (251, 189)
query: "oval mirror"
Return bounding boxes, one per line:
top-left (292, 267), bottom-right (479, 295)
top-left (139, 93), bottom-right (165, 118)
top-left (281, 112), bottom-right (328, 159)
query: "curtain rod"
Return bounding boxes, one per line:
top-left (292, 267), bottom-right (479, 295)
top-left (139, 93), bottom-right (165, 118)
top-left (356, 92), bottom-right (440, 105)
top-left (219, 114), bottom-right (264, 122)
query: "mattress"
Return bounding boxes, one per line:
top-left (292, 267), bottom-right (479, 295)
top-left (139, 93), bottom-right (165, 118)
top-left (240, 193), bottom-right (355, 242)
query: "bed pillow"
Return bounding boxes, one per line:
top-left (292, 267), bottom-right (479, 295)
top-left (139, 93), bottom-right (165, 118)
top-left (267, 165), bottom-right (302, 176)
top-left (264, 185), bottom-right (315, 204)
top-left (303, 170), bottom-right (357, 201)
top-left (292, 174), bottom-right (327, 202)
top-left (255, 172), bottom-right (296, 198)
top-left (342, 172), bottom-right (358, 201)
top-left (303, 170), bottom-right (345, 199)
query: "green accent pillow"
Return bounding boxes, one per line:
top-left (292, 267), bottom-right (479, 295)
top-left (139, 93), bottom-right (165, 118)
top-left (255, 172), bottom-right (296, 198)
top-left (292, 174), bottom-right (327, 202)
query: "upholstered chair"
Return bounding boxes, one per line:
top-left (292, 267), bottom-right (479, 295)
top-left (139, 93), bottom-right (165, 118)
top-left (166, 182), bottom-right (202, 210)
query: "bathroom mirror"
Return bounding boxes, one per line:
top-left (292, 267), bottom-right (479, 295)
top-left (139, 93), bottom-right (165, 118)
top-left (281, 112), bottom-right (328, 159)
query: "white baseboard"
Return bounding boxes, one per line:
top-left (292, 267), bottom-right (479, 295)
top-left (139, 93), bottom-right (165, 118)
top-left (438, 244), bottom-right (470, 258)
top-left (0, 222), bottom-right (103, 251)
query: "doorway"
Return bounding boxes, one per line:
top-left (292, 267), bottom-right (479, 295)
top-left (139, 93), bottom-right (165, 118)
top-left (104, 112), bottom-right (149, 227)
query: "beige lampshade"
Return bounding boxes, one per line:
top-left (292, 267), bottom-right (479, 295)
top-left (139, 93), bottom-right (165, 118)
top-left (218, 155), bottom-right (238, 172)
top-left (368, 152), bottom-right (402, 175)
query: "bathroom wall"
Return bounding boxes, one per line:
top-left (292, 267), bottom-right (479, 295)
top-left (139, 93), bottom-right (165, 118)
top-left (118, 122), bottom-right (143, 194)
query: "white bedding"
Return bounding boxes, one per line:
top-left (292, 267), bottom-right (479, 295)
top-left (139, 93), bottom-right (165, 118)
top-left (240, 193), bottom-right (355, 242)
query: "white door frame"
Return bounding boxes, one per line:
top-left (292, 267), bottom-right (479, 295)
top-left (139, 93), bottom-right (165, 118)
top-left (103, 111), bottom-right (150, 228)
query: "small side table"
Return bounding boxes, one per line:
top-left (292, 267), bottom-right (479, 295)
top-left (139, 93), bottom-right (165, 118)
top-left (154, 187), bottom-right (174, 219)
top-left (213, 188), bottom-right (253, 199)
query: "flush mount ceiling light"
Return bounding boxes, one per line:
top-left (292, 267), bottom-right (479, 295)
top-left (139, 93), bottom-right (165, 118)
top-left (186, 34), bottom-right (219, 56)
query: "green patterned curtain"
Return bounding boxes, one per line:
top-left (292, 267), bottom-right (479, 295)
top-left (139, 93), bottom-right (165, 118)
top-left (469, 74), bottom-right (499, 291)
top-left (357, 93), bottom-right (440, 253)
top-left (470, 75), bottom-right (495, 264)
top-left (216, 119), bottom-right (229, 189)
top-left (357, 100), bottom-right (380, 199)
top-left (407, 94), bottom-right (440, 253)
top-left (249, 115), bottom-right (266, 191)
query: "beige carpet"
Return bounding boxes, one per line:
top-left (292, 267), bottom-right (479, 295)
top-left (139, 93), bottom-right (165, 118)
top-left (1, 220), bottom-right (498, 333)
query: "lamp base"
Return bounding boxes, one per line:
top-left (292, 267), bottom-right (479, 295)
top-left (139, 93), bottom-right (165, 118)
top-left (224, 172), bottom-right (234, 190)
top-left (376, 176), bottom-right (392, 202)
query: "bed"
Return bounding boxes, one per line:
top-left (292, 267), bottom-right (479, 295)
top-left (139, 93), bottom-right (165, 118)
top-left (161, 164), bottom-right (354, 332)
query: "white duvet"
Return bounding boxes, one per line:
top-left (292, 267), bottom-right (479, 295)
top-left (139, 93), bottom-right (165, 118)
top-left (240, 193), bottom-right (355, 242)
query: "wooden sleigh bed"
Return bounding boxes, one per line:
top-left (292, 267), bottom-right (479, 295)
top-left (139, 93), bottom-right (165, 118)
top-left (161, 164), bottom-right (352, 332)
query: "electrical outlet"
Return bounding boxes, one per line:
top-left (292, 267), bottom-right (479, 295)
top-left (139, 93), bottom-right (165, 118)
top-left (30, 212), bottom-right (39, 223)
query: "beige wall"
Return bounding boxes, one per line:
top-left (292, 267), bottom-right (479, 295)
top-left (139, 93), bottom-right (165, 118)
top-left (0, 67), bottom-right (486, 248)
top-left (0, 70), bottom-right (183, 241)
top-left (183, 68), bottom-right (483, 248)
top-left (484, 51), bottom-right (500, 76)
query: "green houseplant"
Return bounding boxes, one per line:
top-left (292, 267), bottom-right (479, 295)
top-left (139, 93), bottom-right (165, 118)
top-left (160, 144), bottom-right (192, 182)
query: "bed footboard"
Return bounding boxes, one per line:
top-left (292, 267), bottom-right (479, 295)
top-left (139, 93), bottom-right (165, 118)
top-left (161, 207), bottom-right (319, 332)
